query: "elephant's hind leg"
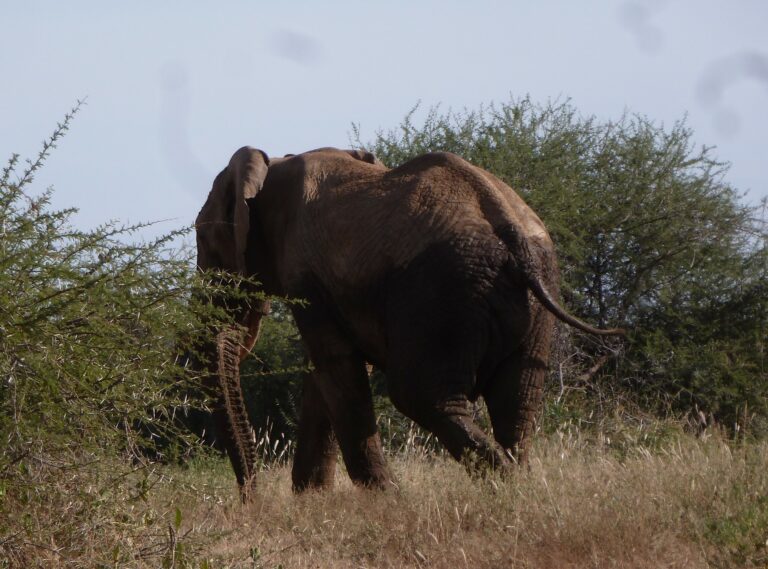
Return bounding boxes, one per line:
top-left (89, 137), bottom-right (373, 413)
top-left (387, 367), bottom-right (513, 474)
top-left (384, 246), bottom-right (513, 474)
top-left (483, 312), bottom-right (554, 466)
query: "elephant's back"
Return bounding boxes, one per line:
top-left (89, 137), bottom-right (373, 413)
top-left (291, 151), bottom-right (552, 294)
top-left (302, 164), bottom-right (492, 285)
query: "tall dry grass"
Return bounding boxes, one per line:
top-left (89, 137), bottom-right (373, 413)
top-left (22, 428), bottom-right (759, 569)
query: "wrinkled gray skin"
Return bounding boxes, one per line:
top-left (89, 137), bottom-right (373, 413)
top-left (195, 146), bottom-right (623, 496)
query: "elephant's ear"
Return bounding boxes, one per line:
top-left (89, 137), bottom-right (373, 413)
top-left (196, 147), bottom-right (269, 275)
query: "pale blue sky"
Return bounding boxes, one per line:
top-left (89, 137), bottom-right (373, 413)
top-left (2, 0), bottom-right (767, 240)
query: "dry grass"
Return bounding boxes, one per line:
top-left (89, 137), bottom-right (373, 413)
top-left (3, 429), bottom-right (766, 568)
top-left (120, 431), bottom-right (768, 569)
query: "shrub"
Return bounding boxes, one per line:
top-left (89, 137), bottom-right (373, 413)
top-left (0, 105), bottom-right (229, 564)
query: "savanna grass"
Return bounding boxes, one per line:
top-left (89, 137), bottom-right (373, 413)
top-left (71, 428), bottom-right (764, 569)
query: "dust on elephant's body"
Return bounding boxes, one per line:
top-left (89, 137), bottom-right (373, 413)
top-left (195, 147), bottom-right (623, 496)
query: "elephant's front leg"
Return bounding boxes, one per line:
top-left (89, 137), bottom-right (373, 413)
top-left (290, 286), bottom-right (392, 489)
top-left (309, 356), bottom-right (391, 488)
top-left (292, 371), bottom-right (339, 491)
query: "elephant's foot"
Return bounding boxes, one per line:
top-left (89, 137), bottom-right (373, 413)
top-left (292, 464), bottom-right (337, 493)
top-left (291, 434), bottom-right (339, 492)
top-left (341, 432), bottom-right (393, 489)
top-left (397, 395), bottom-right (513, 476)
top-left (293, 430), bottom-right (392, 491)
top-left (292, 430), bottom-right (348, 492)
top-left (432, 410), bottom-right (514, 475)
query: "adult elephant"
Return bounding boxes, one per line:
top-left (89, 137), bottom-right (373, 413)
top-left (194, 146), bottom-right (623, 497)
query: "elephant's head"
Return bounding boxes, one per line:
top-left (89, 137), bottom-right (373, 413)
top-left (193, 145), bottom-right (382, 497)
top-left (194, 146), bottom-right (271, 499)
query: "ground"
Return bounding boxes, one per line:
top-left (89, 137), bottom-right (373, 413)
top-left (90, 431), bottom-right (768, 568)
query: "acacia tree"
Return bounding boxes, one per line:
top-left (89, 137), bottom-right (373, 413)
top-left (0, 112), bottom-right (204, 464)
top-left (354, 98), bottom-right (767, 433)
top-left (0, 108), bottom-right (243, 564)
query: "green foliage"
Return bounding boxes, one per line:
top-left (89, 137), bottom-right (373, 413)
top-left (0, 105), bottom-right (237, 564)
top-left (355, 97), bottom-right (768, 433)
top-left (701, 444), bottom-right (768, 567)
top-left (0, 107), bottom-right (203, 464)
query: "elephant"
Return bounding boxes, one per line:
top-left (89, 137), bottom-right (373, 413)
top-left (194, 146), bottom-right (623, 497)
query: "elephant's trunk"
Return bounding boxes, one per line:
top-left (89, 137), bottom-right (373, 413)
top-left (209, 326), bottom-right (259, 501)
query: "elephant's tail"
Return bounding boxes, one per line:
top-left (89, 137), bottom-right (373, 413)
top-left (527, 276), bottom-right (626, 336)
top-left (504, 229), bottom-right (626, 337)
